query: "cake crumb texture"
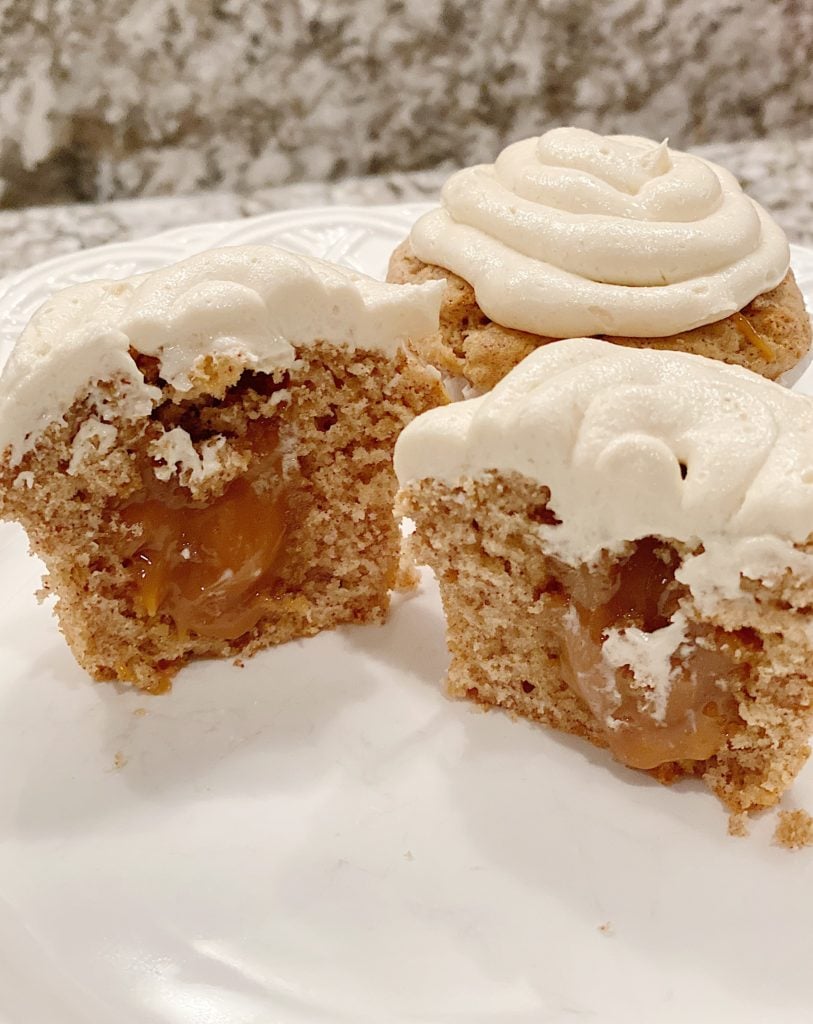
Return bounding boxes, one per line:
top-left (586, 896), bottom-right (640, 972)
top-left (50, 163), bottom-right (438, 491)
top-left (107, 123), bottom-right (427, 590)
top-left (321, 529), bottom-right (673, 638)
top-left (727, 812), bottom-right (750, 838)
top-left (774, 810), bottom-right (813, 850)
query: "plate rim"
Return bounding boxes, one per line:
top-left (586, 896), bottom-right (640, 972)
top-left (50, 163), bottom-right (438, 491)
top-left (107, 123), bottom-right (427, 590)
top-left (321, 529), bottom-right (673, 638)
top-left (0, 201), bottom-right (437, 302)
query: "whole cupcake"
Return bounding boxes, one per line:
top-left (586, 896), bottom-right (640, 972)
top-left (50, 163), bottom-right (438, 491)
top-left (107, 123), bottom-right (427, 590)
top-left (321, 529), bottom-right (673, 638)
top-left (388, 127), bottom-right (811, 393)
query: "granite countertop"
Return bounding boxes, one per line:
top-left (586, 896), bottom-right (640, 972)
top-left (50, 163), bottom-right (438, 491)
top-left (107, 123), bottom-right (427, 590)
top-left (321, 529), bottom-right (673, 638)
top-left (3, 1), bottom-right (812, 209)
top-left (1, 136), bottom-right (812, 280)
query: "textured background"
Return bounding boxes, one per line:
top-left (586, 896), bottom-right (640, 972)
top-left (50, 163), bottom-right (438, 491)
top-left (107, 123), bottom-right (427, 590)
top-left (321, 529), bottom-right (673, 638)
top-left (1, 0), bottom-right (812, 208)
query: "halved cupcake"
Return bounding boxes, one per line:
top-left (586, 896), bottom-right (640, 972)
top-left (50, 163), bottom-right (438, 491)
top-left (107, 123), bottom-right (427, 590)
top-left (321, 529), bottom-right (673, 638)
top-left (0, 245), bottom-right (445, 690)
top-left (396, 338), bottom-right (813, 813)
top-left (389, 127), bottom-right (811, 394)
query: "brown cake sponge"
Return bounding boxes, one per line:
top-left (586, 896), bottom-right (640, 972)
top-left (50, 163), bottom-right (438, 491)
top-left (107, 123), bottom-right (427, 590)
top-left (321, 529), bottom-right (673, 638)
top-left (388, 240), bottom-right (812, 392)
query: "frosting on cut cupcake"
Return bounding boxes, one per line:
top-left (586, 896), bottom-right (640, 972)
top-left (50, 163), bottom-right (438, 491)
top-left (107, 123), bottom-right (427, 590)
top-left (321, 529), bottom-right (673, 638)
top-left (0, 245), bottom-right (444, 464)
top-left (395, 338), bottom-right (813, 605)
top-left (410, 127), bottom-right (790, 338)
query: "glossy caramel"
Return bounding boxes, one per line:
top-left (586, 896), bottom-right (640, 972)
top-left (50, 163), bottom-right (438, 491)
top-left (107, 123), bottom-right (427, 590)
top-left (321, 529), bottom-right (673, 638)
top-left (120, 432), bottom-right (286, 641)
top-left (559, 539), bottom-right (743, 770)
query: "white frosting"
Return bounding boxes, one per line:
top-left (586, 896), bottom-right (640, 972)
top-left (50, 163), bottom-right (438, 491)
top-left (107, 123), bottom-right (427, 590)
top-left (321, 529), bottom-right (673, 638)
top-left (0, 245), bottom-right (444, 464)
top-left (600, 612), bottom-right (689, 724)
top-left (410, 127), bottom-right (789, 338)
top-left (395, 338), bottom-right (813, 602)
top-left (66, 418), bottom-right (118, 476)
top-left (563, 601), bottom-right (691, 734)
top-left (150, 430), bottom-right (230, 487)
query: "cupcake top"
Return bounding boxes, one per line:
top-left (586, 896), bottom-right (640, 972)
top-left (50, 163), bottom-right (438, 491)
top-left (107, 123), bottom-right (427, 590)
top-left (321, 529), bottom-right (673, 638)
top-left (395, 338), bottom-right (813, 606)
top-left (0, 245), bottom-right (444, 464)
top-left (410, 127), bottom-right (790, 339)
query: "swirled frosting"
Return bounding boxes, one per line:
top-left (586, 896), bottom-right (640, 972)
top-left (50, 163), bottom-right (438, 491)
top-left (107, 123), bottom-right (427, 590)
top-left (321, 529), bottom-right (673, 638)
top-left (410, 127), bottom-right (790, 338)
top-left (0, 245), bottom-right (444, 464)
top-left (395, 338), bottom-right (813, 604)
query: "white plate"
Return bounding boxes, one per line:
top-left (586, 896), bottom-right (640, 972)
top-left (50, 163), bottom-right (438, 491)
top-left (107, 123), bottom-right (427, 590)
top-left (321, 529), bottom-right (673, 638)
top-left (1, 206), bottom-right (813, 1024)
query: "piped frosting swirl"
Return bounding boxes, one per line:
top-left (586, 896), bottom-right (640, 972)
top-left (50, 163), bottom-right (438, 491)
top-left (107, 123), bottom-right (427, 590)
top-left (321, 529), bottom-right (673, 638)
top-left (410, 127), bottom-right (790, 338)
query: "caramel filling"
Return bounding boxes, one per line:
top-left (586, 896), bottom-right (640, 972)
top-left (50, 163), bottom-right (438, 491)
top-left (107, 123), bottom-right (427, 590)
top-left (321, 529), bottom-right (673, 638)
top-left (120, 431), bottom-right (287, 641)
top-left (558, 539), bottom-right (744, 770)
top-left (732, 311), bottom-right (776, 363)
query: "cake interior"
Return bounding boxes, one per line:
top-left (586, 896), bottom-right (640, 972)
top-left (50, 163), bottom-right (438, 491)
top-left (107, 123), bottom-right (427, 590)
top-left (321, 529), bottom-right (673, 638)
top-left (401, 471), bottom-right (813, 812)
top-left (119, 419), bottom-right (287, 643)
top-left (1, 341), bottom-right (443, 690)
top-left (559, 535), bottom-right (747, 771)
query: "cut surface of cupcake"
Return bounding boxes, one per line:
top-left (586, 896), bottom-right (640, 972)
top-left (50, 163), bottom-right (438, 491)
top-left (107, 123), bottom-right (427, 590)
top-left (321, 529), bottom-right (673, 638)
top-left (395, 338), bottom-right (813, 813)
top-left (388, 127), bottom-right (811, 393)
top-left (0, 245), bottom-right (446, 691)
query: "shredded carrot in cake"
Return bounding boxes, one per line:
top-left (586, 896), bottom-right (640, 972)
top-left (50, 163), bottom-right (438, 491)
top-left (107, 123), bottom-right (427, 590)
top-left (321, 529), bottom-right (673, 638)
top-left (732, 312), bottom-right (777, 362)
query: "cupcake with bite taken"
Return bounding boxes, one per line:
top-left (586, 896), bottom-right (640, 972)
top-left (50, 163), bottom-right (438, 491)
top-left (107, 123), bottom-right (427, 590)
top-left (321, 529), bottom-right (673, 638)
top-left (395, 338), bottom-right (813, 813)
top-left (0, 246), bottom-right (446, 691)
top-left (388, 127), bottom-right (811, 394)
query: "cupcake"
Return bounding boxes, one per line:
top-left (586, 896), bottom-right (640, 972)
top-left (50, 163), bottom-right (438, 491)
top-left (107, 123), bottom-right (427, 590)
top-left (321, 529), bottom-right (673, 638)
top-left (0, 245), bottom-right (445, 691)
top-left (388, 127), bottom-right (811, 394)
top-left (395, 338), bottom-right (813, 814)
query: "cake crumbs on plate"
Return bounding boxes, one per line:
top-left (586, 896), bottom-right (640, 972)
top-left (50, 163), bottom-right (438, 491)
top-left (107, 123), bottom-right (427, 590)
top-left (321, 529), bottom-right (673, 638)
top-left (394, 550), bottom-right (420, 592)
top-left (773, 810), bottom-right (813, 849)
top-left (112, 751), bottom-right (127, 770)
top-left (727, 812), bottom-right (750, 838)
top-left (598, 922), bottom-right (613, 936)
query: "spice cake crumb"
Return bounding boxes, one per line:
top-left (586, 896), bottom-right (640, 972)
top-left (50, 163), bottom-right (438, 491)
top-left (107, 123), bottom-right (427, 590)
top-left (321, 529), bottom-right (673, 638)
top-left (727, 813), bottom-right (750, 838)
top-left (774, 810), bottom-right (813, 850)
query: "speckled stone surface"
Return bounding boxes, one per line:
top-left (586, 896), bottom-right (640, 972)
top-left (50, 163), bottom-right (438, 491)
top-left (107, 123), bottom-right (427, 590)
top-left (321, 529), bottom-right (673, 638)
top-left (1, 0), bottom-right (812, 207)
top-left (1, 139), bottom-right (811, 280)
